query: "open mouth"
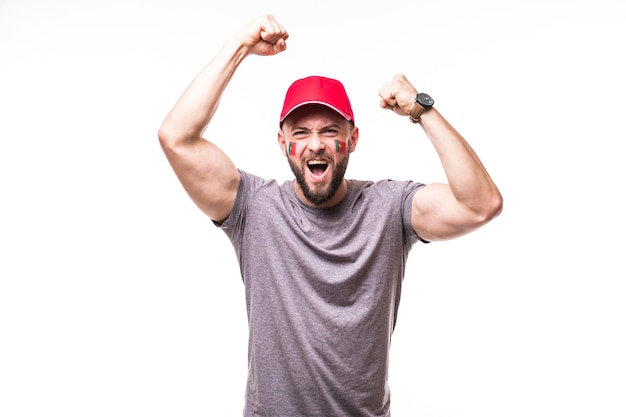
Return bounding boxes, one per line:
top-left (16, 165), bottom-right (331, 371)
top-left (307, 159), bottom-right (328, 178)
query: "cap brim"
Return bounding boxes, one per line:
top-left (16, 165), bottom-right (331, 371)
top-left (280, 101), bottom-right (352, 123)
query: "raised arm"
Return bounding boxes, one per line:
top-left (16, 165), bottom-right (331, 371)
top-left (158, 14), bottom-right (289, 222)
top-left (378, 73), bottom-right (503, 241)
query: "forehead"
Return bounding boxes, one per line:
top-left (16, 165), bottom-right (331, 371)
top-left (282, 104), bottom-right (348, 128)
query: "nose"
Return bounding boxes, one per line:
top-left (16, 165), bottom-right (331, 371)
top-left (307, 133), bottom-right (326, 152)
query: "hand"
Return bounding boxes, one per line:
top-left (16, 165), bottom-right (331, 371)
top-left (236, 14), bottom-right (289, 57)
top-left (378, 73), bottom-right (419, 117)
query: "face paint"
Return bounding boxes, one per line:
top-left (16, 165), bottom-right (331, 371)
top-left (335, 140), bottom-right (347, 154)
top-left (288, 141), bottom-right (297, 156)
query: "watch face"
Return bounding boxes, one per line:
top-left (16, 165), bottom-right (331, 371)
top-left (417, 92), bottom-right (434, 107)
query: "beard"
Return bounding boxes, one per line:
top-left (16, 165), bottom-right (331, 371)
top-left (288, 154), bottom-right (349, 206)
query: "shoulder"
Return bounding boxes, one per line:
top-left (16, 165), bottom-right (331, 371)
top-left (237, 170), bottom-right (282, 195)
top-left (348, 178), bottom-right (425, 199)
top-left (235, 170), bottom-right (299, 211)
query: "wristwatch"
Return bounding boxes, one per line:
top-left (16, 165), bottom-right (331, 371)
top-left (409, 92), bottom-right (434, 123)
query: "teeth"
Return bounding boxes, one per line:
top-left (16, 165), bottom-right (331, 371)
top-left (308, 160), bottom-right (327, 166)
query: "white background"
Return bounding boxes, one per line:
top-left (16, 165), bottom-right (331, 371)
top-left (1, 0), bottom-right (625, 416)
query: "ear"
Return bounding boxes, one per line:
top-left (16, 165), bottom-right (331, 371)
top-left (277, 129), bottom-right (287, 156)
top-left (349, 126), bottom-right (359, 153)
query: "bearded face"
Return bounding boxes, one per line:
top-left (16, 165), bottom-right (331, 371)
top-left (280, 104), bottom-right (358, 207)
top-left (288, 149), bottom-right (349, 205)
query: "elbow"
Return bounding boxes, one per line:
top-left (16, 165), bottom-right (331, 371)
top-left (158, 122), bottom-right (191, 157)
top-left (158, 118), bottom-right (202, 155)
top-left (478, 190), bottom-right (504, 224)
top-left (158, 123), bottom-right (176, 152)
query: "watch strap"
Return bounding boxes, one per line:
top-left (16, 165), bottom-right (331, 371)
top-left (409, 102), bottom-right (424, 123)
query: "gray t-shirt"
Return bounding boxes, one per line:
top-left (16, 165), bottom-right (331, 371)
top-left (219, 170), bottom-right (426, 417)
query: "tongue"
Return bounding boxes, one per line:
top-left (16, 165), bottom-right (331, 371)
top-left (310, 165), bottom-right (326, 176)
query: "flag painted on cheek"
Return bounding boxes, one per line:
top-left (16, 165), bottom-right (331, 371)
top-left (288, 142), bottom-right (297, 156)
top-left (335, 140), bottom-right (347, 154)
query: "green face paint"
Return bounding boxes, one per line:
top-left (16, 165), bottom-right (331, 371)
top-left (335, 140), bottom-right (346, 154)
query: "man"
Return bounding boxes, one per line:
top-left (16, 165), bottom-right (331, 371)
top-left (158, 13), bottom-right (502, 417)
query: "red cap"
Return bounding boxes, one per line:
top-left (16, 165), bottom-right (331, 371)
top-left (279, 76), bottom-right (354, 125)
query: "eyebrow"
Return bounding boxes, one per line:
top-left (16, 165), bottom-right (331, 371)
top-left (288, 123), bottom-right (342, 132)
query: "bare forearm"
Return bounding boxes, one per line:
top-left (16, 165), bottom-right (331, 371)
top-left (158, 40), bottom-right (249, 146)
top-left (159, 15), bottom-right (288, 148)
top-left (419, 108), bottom-right (502, 217)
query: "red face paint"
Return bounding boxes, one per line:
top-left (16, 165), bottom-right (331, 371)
top-left (288, 142), bottom-right (297, 156)
top-left (335, 140), bottom-right (347, 154)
